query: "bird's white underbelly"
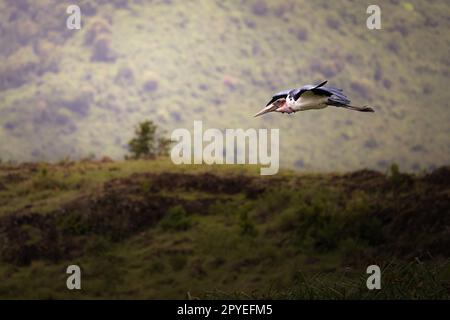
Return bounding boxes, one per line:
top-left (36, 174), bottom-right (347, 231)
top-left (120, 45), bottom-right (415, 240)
top-left (290, 95), bottom-right (328, 112)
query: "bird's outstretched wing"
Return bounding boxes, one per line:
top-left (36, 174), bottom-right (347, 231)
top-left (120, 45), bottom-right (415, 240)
top-left (292, 80), bottom-right (328, 100)
top-left (313, 85), bottom-right (374, 112)
top-left (265, 89), bottom-right (291, 106)
top-left (312, 85), bottom-right (350, 105)
top-left (289, 80), bottom-right (350, 105)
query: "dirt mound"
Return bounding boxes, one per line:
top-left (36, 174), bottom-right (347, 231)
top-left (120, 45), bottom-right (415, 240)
top-left (107, 172), bottom-right (270, 198)
top-left (343, 169), bottom-right (385, 181)
top-left (376, 191), bottom-right (450, 259)
top-left (334, 169), bottom-right (387, 192)
top-left (0, 172), bottom-right (27, 185)
top-left (149, 172), bottom-right (253, 193)
top-left (0, 171), bottom-right (260, 265)
top-left (0, 213), bottom-right (61, 265)
top-left (374, 168), bottom-right (450, 259)
top-left (0, 193), bottom-right (204, 265)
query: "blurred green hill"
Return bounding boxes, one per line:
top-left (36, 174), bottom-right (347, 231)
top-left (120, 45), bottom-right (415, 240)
top-left (0, 0), bottom-right (449, 171)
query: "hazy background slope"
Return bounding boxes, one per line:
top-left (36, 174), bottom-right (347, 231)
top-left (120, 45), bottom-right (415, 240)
top-left (0, 0), bottom-right (449, 171)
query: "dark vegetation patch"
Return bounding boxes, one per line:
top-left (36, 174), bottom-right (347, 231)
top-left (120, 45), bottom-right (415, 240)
top-left (424, 166), bottom-right (450, 185)
top-left (0, 191), bottom-right (193, 265)
top-left (0, 172), bottom-right (27, 185)
top-left (0, 171), bottom-right (272, 265)
top-left (268, 167), bottom-right (449, 261)
top-left (123, 172), bottom-right (271, 197)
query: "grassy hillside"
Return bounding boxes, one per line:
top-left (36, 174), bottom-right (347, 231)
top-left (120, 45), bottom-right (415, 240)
top-left (0, 159), bottom-right (449, 299)
top-left (0, 0), bottom-right (449, 171)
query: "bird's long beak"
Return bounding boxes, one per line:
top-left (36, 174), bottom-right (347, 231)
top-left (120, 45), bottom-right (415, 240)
top-left (254, 104), bottom-right (277, 117)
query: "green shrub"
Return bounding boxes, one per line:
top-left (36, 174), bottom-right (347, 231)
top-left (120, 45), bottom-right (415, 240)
top-left (160, 205), bottom-right (191, 231)
top-left (388, 163), bottom-right (413, 190)
top-left (169, 254), bottom-right (187, 271)
top-left (352, 215), bottom-right (383, 246)
top-left (128, 120), bottom-right (172, 159)
top-left (339, 237), bottom-right (367, 260)
top-left (277, 207), bottom-right (297, 232)
top-left (32, 175), bottom-right (68, 191)
top-left (57, 213), bottom-right (90, 235)
top-left (128, 120), bottom-right (157, 159)
top-left (272, 186), bottom-right (381, 254)
top-left (254, 187), bottom-right (293, 218)
top-left (85, 235), bottom-right (110, 255)
top-left (239, 211), bottom-right (258, 237)
top-left (149, 261), bottom-right (165, 274)
top-left (208, 200), bottom-right (252, 220)
top-left (157, 135), bottom-right (172, 157)
top-left (140, 180), bottom-right (152, 193)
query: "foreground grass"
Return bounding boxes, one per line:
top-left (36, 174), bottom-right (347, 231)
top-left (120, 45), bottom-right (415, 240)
top-left (204, 259), bottom-right (450, 300)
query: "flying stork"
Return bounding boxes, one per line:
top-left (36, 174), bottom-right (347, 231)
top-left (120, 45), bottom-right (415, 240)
top-left (254, 80), bottom-right (374, 117)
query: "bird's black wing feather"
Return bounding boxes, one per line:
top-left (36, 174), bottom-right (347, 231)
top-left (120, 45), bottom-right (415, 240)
top-left (313, 86), bottom-right (351, 105)
top-left (265, 89), bottom-right (290, 106)
top-left (314, 80), bottom-right (328, 88)
top-left (293, 80), bottom-right (328, 100)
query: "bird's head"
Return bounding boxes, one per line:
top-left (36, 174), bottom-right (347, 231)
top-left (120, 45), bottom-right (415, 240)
top-left (254, 103), bottom-right (279, 117)
top-left (254, 99), bottom-right (288, 117)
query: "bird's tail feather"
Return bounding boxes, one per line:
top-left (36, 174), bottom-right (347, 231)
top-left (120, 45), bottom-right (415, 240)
top-left (343, 105), bottom-right (375, 112)
top-left (327, 99), bottom-right (375, 112)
